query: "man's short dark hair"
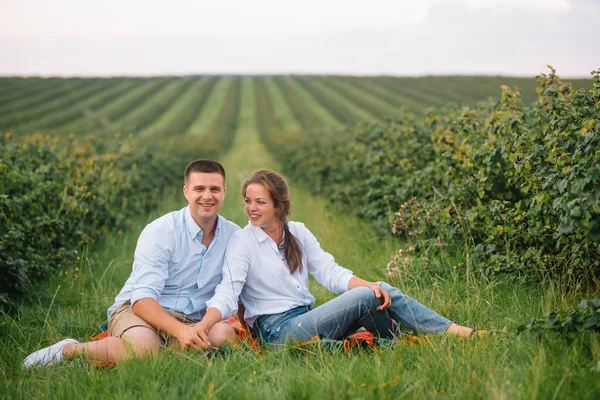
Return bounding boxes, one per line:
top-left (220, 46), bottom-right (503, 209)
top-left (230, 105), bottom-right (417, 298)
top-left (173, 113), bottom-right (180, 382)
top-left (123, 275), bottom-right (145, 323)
top-left (184, 159), bottom-right (226, 184)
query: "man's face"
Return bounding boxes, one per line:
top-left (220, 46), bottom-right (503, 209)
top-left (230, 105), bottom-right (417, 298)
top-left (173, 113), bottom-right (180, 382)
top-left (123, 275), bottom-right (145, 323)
top-left (183, 172), bottom-right (226, 225)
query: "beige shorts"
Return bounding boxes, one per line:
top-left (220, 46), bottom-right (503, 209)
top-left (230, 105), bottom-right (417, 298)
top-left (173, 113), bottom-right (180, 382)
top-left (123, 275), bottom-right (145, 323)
top-left (108, 300), bottom-right (198, 344)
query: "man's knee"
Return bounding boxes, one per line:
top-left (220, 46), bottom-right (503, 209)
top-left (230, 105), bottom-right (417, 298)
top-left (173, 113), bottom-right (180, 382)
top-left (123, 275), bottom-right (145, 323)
top-left (207, 322), bottom-right (237, 347)
top-left (121, 326), bottom-right (161, 358)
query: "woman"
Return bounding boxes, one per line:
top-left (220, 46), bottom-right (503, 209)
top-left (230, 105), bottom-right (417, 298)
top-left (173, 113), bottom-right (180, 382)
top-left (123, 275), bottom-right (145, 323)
top-left (198, 169), bottom-right (483, 345)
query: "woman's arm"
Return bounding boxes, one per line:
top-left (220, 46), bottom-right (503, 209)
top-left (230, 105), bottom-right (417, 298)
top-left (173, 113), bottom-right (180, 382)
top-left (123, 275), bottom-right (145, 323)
top-left (296, 222), bottom-right (354, 293)
top-left (347, 276), bottom-right (391, 310)
top-left (297, 222), bottom-right (392, 309)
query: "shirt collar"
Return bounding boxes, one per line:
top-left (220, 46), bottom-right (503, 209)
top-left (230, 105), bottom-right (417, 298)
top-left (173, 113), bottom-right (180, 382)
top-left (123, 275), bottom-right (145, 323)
top-left (248, 222), bottom-right (284, 246)
top-left (185, 206), bottom-right (221, 241)
top-left (248, 222), bottom-right (270, 243)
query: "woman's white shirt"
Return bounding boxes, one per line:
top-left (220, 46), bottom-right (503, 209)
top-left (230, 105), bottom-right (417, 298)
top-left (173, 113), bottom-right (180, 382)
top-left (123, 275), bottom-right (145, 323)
top-left (206, 221), bottom-right (354, 325)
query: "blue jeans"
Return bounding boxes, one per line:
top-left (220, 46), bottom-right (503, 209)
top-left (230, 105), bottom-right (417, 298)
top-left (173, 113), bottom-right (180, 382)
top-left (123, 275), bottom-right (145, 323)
top-left (253, 282), bottom-right (453, 344)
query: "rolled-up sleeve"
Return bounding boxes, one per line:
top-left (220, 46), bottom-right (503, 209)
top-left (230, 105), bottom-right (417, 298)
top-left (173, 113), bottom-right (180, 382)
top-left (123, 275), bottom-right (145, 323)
top-left (298, 223), bottom-right (354, 294)
top-left (206, 231), bottom-right (250, 319)
top-left (129, 225), bottom-right (173, 305)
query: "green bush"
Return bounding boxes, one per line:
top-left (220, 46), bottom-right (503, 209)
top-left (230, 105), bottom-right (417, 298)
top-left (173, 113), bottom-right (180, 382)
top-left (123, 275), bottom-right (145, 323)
top-left (0, 132), bottom-right (222, 304)
top-left (518, 299), bottom-right (600, 338)
top-left (277, 68), bottom-right (600, 282)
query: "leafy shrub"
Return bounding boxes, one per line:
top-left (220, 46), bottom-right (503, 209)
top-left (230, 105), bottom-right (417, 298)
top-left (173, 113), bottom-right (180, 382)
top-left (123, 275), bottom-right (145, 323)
top-left (518, 299), bottom-right (600, 338)
top-left (276, 68), bottom-right (600, 282)
top-left (0, 132), bottom-right (222, 304)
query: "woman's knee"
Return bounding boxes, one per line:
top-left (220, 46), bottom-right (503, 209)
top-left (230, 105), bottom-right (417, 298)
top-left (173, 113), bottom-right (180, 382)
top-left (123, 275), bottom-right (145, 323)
top-left (349, 287), bottom-right (381, 310)
top-left (351, 286), bottom-right (376, 298)
top-left (378, 281), bottom-right (405, 297)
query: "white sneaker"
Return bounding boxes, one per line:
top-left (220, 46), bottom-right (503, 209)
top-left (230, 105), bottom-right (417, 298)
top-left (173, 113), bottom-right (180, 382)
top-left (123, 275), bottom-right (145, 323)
top-left (22, 338), bottom-right (79, 368)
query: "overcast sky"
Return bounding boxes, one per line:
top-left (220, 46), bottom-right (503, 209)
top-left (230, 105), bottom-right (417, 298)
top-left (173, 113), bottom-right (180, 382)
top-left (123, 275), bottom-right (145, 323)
top-left (1, 0), bottom-right (598, 77)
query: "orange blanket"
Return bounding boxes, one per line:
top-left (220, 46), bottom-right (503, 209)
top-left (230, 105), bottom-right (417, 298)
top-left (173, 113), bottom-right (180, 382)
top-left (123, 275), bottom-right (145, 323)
top-left (89, 317), bottom-right (423, 366)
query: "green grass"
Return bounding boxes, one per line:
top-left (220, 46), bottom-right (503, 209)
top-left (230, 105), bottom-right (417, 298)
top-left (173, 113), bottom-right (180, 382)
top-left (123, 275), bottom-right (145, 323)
top-left (345, 76), bottom-right (423, 114)
top-left (0, 78), bottom-right (68, 109)
top-left (0, 79), bottom-right (112, 131)
top-left (0, 79), bottom-right (93, 116)
top-left (293, 76), bottom-right (373, 124)
top-left (276, 77), bottom-right (343, 130)
top-left (115, 78), bottom-right (192, 134)
top-left (65, 78), bottom-right (171, 135)
top-left (186, 78), bottom-right (232, 137)
top-left (142, 77), bottom-right (218, 138)
top-left (32, 79), bottom-right (141, 134)
top-left (320, 77), bottom-right (400, 119)
top-left (2, 76), bottom-right (600, 399)
top-left (374, 77), bottom-right (449, 109)
top-left (263, 77), bottom-right (302, 132)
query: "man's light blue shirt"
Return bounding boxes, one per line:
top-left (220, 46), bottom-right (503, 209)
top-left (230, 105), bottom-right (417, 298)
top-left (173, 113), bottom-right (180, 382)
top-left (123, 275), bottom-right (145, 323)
top-left (107, 206), bottom-right (240, 321)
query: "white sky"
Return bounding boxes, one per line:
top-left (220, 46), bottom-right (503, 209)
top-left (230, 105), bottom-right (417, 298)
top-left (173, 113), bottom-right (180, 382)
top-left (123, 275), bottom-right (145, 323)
top-left (0, 0), bottom-right (598, 77)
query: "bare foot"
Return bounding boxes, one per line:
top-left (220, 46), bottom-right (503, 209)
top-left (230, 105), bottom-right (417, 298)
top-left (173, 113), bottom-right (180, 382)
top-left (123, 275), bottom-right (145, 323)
top-left (446, 323), bottom-right (476, 337)
top-left (445, 323), bottom-right (507, 337)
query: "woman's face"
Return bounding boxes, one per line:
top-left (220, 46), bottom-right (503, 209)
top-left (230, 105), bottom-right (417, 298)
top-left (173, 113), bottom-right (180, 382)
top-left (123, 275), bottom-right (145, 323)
top-left (244, 183), bottom-right (278, 230)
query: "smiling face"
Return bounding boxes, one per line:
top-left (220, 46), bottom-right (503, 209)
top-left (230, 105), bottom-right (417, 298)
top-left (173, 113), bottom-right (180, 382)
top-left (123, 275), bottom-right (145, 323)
top-left (183, 172), bottom-right (226, 226)
top-left (244, 183), bottom-right (279, 230)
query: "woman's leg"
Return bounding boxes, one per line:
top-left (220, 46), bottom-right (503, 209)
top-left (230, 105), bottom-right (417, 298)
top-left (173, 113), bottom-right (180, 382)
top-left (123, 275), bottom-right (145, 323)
top-left (378, 281), bottom-right (453, 334)
top-left (270, 287), bottom-right (395, 343)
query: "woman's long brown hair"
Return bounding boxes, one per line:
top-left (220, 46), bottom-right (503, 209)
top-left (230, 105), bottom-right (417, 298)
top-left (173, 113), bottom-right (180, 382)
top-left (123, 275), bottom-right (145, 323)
top-left (242, 169), bottom-right (303, 274)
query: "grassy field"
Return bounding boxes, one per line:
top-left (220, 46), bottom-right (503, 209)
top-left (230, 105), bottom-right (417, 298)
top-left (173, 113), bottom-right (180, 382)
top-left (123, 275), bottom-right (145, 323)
top-left (1, 74), bottom-right (599, 398)
top-left (3, 74), bottom-right (592, 136)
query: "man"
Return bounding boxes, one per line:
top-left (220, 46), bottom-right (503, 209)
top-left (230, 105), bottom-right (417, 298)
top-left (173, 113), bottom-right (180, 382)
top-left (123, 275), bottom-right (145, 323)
top-left (23, 159), bottom-right (240, 368)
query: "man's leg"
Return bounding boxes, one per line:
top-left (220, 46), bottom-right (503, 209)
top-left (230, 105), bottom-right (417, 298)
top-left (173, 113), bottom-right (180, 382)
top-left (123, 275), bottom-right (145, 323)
top-left (62, 326), bottom-right (161, 362)
top-left (23, 310), bottom-right (237, 367)
top-left (167, 321), bottom-right (237, 350)
top-left (206, 321), bottom-right (237, 347)
top-left (62, 320), bottom-right (237, 362)
top-left (60, 301), bottom-right (162, 363)
top-left (21, 326), bottom-right (161, 368)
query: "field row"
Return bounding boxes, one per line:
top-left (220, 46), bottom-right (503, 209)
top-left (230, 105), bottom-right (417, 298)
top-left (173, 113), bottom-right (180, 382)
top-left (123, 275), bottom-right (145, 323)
top-left (0, 75), bottom-right (592, 137)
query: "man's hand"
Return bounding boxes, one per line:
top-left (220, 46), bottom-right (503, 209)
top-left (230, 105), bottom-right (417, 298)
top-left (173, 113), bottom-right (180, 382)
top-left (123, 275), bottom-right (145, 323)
top-left (173, 324), bottom-right (211, 350)
top-left (368, 282), bottom-right (392, 311)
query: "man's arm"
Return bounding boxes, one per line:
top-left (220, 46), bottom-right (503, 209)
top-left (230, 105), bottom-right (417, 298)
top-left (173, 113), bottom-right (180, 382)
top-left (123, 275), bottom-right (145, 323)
top-left (199, 231), bottom-right (251, 336)
top-left (128, 223), bottom-right (211, 349)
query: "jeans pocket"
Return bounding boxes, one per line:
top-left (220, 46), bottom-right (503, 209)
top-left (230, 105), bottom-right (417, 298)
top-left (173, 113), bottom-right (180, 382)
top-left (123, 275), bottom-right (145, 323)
top-left (254, 313), bottom-right (284, 342)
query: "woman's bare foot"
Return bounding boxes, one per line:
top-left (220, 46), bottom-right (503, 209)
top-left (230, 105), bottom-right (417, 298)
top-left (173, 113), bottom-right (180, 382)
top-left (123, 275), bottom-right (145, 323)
top-left (446, 323), bottom-right (489, 337)
top-left (446, 323), bottom-right (507, 337)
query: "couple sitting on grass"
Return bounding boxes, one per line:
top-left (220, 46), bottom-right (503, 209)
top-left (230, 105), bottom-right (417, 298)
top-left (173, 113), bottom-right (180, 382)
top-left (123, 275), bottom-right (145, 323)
top-left (24, 159), bottom-right (487, 368)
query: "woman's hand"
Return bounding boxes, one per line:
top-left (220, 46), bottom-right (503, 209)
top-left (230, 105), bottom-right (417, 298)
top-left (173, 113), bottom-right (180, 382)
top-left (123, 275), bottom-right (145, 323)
top-left (348, 277), bottom-right (392, 310)
top-left (368, 282), bottom-right (392, 310)
top-left (173, 324), bottom-right (212, 350)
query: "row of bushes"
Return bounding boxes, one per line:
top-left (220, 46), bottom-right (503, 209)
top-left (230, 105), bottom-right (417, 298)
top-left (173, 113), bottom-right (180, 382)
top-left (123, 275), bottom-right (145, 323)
top-left (274, 68), bottom-right (599, 282)
top-left (0, 132), bottom-right (223, 307)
